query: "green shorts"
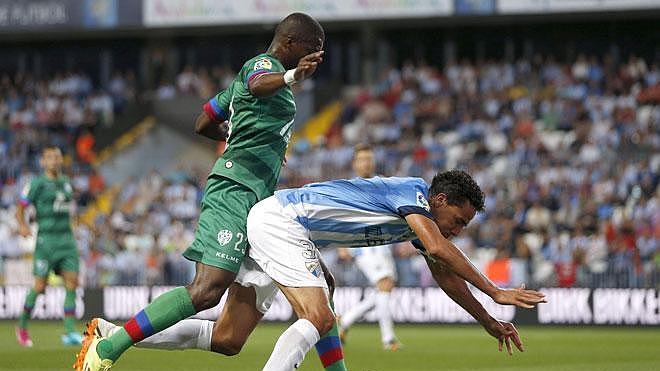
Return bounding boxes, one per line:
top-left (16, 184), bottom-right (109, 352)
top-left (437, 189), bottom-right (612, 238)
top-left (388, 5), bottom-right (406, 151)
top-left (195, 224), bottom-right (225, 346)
top-left (33, 234), bottom-right (79, 277)
top-left (183, 175), bottom-right (258, 274)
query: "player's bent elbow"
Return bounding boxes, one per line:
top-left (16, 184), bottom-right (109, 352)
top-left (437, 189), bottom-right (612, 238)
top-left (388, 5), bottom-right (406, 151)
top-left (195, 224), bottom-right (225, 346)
top-left (193, 113), bottom-right (208, 135)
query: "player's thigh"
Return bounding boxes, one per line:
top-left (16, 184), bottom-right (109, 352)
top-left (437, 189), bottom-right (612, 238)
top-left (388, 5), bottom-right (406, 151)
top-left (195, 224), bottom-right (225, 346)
top-left (53, 242), bottom-right (80, 289)
top-left (183, 176), bottom-right (257, 275)
top-left (247, 197), bottom-right (328, 290)
top-left (211, 284), bottom-right (264, 353)
top-left (32, 243), bottom-right (53, 281)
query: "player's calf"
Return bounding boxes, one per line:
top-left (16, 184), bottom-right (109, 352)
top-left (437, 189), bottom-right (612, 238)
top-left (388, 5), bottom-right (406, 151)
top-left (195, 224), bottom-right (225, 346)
top-left (211, 332), bottom-right (244, 356)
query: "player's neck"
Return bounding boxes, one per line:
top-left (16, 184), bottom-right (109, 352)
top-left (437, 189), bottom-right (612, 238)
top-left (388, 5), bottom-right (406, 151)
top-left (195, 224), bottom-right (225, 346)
top-left (266, 44), bottom-right (287, 67)
top-left (45, 170), bottom-right (59, 179)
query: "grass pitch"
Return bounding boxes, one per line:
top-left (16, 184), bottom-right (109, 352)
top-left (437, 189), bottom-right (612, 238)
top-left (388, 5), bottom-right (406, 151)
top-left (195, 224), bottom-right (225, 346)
top-left (1, 321), bottom-right (659, 370)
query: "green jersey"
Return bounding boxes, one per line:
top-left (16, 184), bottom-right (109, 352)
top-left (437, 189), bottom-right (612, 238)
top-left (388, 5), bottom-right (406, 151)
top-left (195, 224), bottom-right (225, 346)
top-left (20, 174), bottom-right (74, 237)
top-left (203, 53), bottom-right (296, 200)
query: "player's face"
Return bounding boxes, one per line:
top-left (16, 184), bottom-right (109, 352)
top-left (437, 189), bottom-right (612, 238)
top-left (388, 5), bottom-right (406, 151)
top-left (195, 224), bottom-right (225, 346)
top-left (429, 196), bottom-right (476, 239)
top-left (41, 149), bottom-right (63, 173)
top-left (292, 36), bottom-right (324, 60)
top-left (352, 150), bottom-right (375, 178)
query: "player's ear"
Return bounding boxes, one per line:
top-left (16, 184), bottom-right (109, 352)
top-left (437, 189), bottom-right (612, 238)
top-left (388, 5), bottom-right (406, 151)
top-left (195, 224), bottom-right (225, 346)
top-left (430, 193), bottom-right (447, 208)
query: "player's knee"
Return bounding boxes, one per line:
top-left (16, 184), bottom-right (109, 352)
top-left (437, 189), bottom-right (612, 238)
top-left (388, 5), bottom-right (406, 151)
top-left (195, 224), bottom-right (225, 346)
top-left (211, 334), bottom-right (244, 356)
top-left (377, 277), bottom-right (395, 292)
top-left (305, 307), bottom-right (335, 336)
top-left (186, 282), bottom-right (226, 311)
top-left (33, 281), bottom-right (46, 294)
top-left (186, 266), bottom-right (235, 311)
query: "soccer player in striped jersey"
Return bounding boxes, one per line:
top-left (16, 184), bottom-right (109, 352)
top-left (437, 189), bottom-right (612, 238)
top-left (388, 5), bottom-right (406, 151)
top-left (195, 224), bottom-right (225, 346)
top-left (337, 144), bottom-right (401, 350)
top-left (76, 12), bottom-right (345, 371)
top-left (242, 170), bottom-right (547, 370)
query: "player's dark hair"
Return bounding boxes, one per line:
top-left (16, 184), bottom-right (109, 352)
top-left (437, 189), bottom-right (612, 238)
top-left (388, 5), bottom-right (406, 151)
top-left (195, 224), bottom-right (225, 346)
top-left (275, 12), bottom-right (324, 45)
top-left (429, 170), bottom-right (485, 212)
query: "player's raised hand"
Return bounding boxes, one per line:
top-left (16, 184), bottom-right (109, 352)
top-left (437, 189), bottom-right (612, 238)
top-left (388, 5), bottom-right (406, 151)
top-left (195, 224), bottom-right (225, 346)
top-left (492, 284), bottom-right (546, 308)
top-left (294, 51), bottom-right (324, 81)
top-left (484, 319), bottom-right (524, 355)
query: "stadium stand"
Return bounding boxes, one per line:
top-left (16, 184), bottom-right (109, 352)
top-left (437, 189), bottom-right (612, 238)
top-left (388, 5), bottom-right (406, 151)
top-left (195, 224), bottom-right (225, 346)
top-left (2, 53), bottom-right (656, 290)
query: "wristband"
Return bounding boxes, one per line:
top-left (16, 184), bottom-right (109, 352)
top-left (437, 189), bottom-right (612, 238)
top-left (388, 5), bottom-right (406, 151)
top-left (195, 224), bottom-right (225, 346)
top-left (283, 69), bottom-right (297, 86)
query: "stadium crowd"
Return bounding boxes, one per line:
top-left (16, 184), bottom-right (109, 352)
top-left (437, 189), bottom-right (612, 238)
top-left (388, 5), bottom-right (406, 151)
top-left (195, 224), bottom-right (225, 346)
top-left (0, 53), bottom-right (657, 289)
top-left (283, 53), bottom-right (659, 289)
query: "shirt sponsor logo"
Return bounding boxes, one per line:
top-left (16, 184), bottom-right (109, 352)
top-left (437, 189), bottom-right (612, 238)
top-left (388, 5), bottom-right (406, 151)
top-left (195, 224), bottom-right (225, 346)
top-left (254, 58), bottom-right (273, 71)
top-left (215, 252), bottom-right (240, 263)
top-left (217, 230), bottom-right (233, 246)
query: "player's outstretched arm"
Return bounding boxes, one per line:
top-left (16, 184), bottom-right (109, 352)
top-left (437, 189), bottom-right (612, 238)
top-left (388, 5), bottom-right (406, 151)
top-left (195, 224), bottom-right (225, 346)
top-left (405, 214), bottom-right (546, 308)
top-left (248, 51), bottom-right (324, 97)
top-left (194, 111), bottom-right (228, 141)
top-left (424, 256), bottom-right (525, 355)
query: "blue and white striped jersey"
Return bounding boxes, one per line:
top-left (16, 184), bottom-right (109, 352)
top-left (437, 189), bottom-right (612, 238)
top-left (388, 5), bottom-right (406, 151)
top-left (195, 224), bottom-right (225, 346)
top-left (275, 176), bottom-right (432, 249)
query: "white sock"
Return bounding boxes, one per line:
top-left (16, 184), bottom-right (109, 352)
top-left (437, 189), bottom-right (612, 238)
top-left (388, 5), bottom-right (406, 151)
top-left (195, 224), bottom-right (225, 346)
top-left (263, 319), bottom-right (320, 371)
top-left (376, 292), bottom-right (396, 344)
top-left (134, 319), bottom-right (214, 351)
top-left (340, 293), bottom-right (376, 330)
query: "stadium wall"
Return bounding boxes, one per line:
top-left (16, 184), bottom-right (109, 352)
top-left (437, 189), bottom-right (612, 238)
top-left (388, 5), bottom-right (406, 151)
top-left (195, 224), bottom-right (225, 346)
top-left (1, 286), bottom-right (658, 326)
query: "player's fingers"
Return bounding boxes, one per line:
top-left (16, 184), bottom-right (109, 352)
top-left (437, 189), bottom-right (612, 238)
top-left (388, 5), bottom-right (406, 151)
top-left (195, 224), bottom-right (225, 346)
top-left (511, 331), bottom-right (524, 352)
top-left (516, 300), bottom-right (534, 309)
top-left (505, 336), bottom-right (512, 355)
top-left (303, 51), bottom-right (324, 61)
top-left (498, 337), bottom-right (503, 352)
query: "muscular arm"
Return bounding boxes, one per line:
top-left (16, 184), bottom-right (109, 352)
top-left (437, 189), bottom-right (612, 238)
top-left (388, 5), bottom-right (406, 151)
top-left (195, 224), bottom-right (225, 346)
top-left (248, 72), bottom-right (289, 98)
top-left (194, 111), bottom-right (228, 141)
top-left (406, 214), bottom-right (545, 308)
top-left (425, 256), bottom-right (495, 326)
top-left (248, 51), bottom-right (324, 98)
top-left (406, 214), bottom-right (499, 298)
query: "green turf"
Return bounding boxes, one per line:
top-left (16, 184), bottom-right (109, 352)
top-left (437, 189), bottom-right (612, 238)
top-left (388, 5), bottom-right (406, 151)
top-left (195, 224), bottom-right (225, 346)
top-left (1, 321), bottom-right (659, 370)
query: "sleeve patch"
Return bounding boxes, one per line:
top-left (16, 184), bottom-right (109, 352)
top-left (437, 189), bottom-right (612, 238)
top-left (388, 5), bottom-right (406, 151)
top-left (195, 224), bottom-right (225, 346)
top-left (416, 192), bottom-right (430, 211)
top-left (254, 58), bottom-right (273, 71)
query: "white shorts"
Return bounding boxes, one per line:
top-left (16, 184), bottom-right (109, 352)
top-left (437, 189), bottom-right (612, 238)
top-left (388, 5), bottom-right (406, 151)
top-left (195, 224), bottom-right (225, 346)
top-left (234, 256), bottom-right (278, 314)
top-left (354, 246), bottom-right (397, 285)
top-left (247, 196), bottom-right (328, 290)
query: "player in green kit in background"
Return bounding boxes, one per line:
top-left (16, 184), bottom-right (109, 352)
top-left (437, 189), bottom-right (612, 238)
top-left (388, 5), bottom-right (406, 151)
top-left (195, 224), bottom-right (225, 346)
top-left (15, 146), bottom-right (83, 347)
top-left (76, 13), bottom-right (346, 371)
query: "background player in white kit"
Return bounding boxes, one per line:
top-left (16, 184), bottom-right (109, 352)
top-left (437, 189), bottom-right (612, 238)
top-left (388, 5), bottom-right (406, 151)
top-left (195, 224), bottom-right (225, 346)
top-left (337, 144), bottom-right (400, 350)
top-left (245, 170), bottom-right (547, 370)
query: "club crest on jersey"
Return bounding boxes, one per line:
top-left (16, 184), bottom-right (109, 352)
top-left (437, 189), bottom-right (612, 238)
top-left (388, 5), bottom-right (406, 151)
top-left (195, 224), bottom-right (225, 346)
top-left (254, 58), bottom-right (273, 71)
top-left (417, 192), bottom-right (430, 211)
top-left (217, 230), bottom-right (233, 246)
top-left (305, 261), bottom-right (322, 277)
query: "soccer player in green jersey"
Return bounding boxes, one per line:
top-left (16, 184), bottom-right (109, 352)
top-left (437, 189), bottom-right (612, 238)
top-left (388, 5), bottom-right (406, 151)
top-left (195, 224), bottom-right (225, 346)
top-left (77, 13), bottom-right (346, 371)
top-left (15, 146), bottom-right (83, 347)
